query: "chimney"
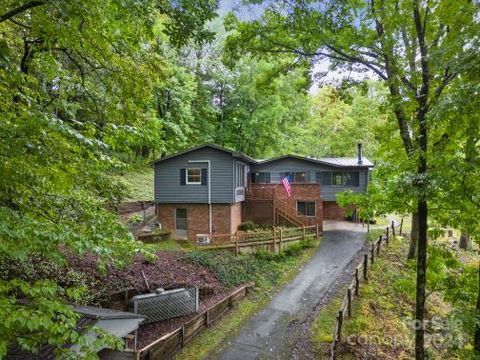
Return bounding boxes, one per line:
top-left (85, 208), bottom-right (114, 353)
top-left (357, 143), bottom-right (363, 164)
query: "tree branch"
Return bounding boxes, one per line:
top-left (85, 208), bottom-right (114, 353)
top-left (0, 1), bottom-right (46, 23)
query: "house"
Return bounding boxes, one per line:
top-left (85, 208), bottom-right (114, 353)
top-left (154, 143), bottom-right (373, 240)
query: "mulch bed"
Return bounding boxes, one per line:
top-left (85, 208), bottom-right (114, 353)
top-left (133, 287), bottom-right (234, 349)
top-left (67, 250), bottom-right (225, 295)
top-left (67, 250), bottom-right (232, 349)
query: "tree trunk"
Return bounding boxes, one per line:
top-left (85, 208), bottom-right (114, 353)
top-left (459, 232), bottom-right (469, 250)
top-left (408, 212), bottom-right (419, 259)
top-left (415, 198), bottom-right (428, 360)
top-left (475, 260), bottom-right (480, 352)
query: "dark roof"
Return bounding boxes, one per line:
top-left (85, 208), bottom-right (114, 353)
top-left (153, 143), bottom-right (374, 168)
top-left (74, 306), bottom-right (145, 320)
top-left (7, 308), bottom-right (143, 359)
top-left (153, 143), bottom-right (257, 164)
top-left (256, 154), bottom-right (374, 168)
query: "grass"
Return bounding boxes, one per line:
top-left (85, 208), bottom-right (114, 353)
top-left (176, 238), bottom-right (321, 359)
top-left (184, 238), bottom-right (317, 288)
top-left (311, 285), bottom-right (348, 350)
top-left (145, 239), bottom-right (193, 252)
top-left (113, 165), bottom-right (154, 201)
top-left (311, 234), bottom-right (478, 359)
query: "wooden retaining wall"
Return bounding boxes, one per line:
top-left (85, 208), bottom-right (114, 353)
top-left (196, 224), bottom-right (322, 255)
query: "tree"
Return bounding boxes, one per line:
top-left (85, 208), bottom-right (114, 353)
top-left (225, 1), bottom-right (478, 357)
top-left (295, 82), bottom-right (387, 158)
top-left (0, 0), bottom-right (217, 356)
top-left (218, 57), bottom-right (311, 157)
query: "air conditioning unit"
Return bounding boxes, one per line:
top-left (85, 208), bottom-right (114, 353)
top-left (196, 234), bottom-right (211, 245)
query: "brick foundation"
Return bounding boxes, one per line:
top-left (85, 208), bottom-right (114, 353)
top-left (323, 201), bottom-right (348, 220)
top-left (230, 202), bottom-right (242, 234)
top-left (157, 203), bottom-right (241, 240)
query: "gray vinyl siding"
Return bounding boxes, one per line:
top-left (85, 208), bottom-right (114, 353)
top-left (252, 158), bottom-right (369, 201)
top-left (155, 147), bottom-right (235, 203)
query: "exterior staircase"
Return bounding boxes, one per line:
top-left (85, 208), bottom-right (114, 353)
top-left (274, 197), bottom-right (317, 227)
top-left (246, 185), bottom-right (318, 228)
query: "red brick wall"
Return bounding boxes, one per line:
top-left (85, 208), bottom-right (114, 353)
top-left (230, 202), bottom-right (242, 233)
top-left (245, 184), bottom-right (323, 226)
top-left (157, 203), bottom-right (236, 240)
top-left (243, 200), bottom-right (274, 225)
top-left (323, 201), bottom-right (347, 220)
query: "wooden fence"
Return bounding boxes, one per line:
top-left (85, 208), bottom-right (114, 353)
top-left (330, 221), bottom-right (401, 360)
top-left (195, 224), bottom-right (321, 254)
top-left (101, 284), bottom-right (253, 360)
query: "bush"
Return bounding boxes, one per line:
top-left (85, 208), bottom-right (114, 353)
top-left (128, 214), bottom-right (143, 224)
top-left (184, 238), bottom-right (317, 288)
top-left (184, 250), bottom-right (274, 287)
top-left (237, 221), bottom-right (256, 231)
top-left (283, 238), bottom-right (315, 256)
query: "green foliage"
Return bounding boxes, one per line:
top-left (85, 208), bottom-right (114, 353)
top-left (184, 240), bottom-right (316, 288)
top-left (0, 0), bottom-right (219, 356)
top-left (237, 221), bottom-right (256, 232)
top-left (292, 84), bottom-right (387, 158)
top-left (146, 239), bottom-right (193, 252)
top-left (311, 287), bottom-right (347, 346)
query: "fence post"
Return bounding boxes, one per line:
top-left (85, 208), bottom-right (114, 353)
top-left (181, 325), bottom-right (185, 347)
top-left (355, 268), bottom-right (360, 296)
top-left (302, 226), bottom-right (306, 241)
top-left (386, 226), bottom-right (389, 243)
top-left (235, 237), bottom-right (239, 256)
top-left (279, 228), bottom-right (283, 252)
top-left (400, 217), bottom-right (404, 236)
top-left (363, 254), bottom-right (368, 280)
top-left (316, 223), bottom-right (319, 239)
top-left (376, 238), bottom-right (381, 255)
top-left (337, 310), bottom-right (344, 342)
top-left (206, 309), bottom-right (210, 327)
top-left (347, 288), bottom-right (352, 318)
top-left (273, 227), bottom-right (276, 254)
top-left (391, 221), bottom-right (396, 237)
top-left (385, 231), bottom-right (389, 246)
top-left (371, 243), bottom-right (375, 264)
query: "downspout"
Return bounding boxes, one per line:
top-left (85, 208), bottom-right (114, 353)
top-left (189, 160), bottom-right (212, 235)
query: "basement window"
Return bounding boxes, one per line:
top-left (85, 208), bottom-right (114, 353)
top-left (297, 201), bottom-right (316, 217)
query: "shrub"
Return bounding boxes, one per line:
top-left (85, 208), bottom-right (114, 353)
top-left (128, 214), bottom-right (143, 224)
top-left (237, 221), bottom-right (256, 231)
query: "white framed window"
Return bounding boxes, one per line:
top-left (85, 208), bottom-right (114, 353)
top-left (186, 168), bottom-right (202, 184)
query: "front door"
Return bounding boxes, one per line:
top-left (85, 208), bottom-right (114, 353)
top-left (175, 208), bottom-right (188, 238)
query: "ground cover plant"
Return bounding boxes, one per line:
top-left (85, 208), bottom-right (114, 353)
top-left (311, 236), bottom-right (478, 359)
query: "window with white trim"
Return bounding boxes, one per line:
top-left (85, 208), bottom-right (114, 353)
top-left (186, 168), bottom-right (201, 184)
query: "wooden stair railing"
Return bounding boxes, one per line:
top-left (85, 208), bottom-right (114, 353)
top-left (246, 185), bottom-right (318, 227)
top-left (275, 207), bottom-right (303, 227)
top-left (274, 197), bottom-right (316, 227)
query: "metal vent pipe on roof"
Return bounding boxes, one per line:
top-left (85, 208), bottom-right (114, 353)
top-left (357, 143), bottom-right (363, 164)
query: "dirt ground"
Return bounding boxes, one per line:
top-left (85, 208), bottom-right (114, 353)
top-left (67, 250), bottom-right (232, 348)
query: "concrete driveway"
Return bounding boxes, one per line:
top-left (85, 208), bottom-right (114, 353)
top-left (210, 221), bottom-right (367, 360)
